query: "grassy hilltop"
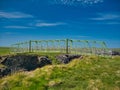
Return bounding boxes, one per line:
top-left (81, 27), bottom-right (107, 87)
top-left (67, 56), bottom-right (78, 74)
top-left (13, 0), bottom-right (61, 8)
top-left (0, 55), bottom-right (120, 90)
top-left (0, 47), bottom-right (120, 90)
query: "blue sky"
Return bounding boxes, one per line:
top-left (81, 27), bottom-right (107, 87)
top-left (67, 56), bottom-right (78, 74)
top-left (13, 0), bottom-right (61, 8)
top-left (0, 0), bottom-right (120, 48)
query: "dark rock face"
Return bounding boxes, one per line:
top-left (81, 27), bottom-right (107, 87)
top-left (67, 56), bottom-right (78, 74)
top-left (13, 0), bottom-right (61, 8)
top-left (38, 56), bottom-right (52, 67)
top-left (0, 67), bottom-right (11, 78)
top-left (112, 51), bottom-right (120, 56)
top-left (56, 54), bottom-right (82, 64)
top-left (0, 54), bottom-right (82, 77)
top-left (0, 56), bottom-right (7, 63)
top-left (1, 55), bottom-right (52, 73)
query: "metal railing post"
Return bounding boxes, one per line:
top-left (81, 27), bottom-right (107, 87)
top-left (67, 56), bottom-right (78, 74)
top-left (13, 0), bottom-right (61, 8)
top-left (66, 39), bottom-right (69, 54)
top-left (29, 40), bottom-right (32, 52)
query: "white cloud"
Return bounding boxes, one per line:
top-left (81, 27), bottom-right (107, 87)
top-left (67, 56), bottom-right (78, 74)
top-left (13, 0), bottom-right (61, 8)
top-left (52, 0), bottom-right (103, 5)
top-left (4, 26), bottom-right (32, 29)
top-left (0, 11), bottom-right (33, 18)
top-left (35, 22), bottom-right (66, 27)
top-left (91, 13), bottom-right (120, 20)
top-left (78, 0), bottom-right (103, 4)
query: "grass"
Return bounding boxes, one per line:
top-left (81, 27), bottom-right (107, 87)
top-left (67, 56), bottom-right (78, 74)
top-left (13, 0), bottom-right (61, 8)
top-left (0, 55), bottom-right (120, 90)
top-left (0, 47), bottom-right (10, 55)
top-left (111, 48), bottom-right (120, 52)
top-left (0, 47), bottom-right (11, 67)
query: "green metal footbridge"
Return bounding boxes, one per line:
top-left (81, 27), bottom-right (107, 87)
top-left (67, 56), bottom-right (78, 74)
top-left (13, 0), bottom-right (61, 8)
top-left (11, 39), bottom-right (110, 55)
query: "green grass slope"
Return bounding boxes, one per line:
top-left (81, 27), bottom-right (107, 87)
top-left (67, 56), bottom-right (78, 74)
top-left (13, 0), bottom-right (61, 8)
top-left (0, 56), bottom-right (120, 90)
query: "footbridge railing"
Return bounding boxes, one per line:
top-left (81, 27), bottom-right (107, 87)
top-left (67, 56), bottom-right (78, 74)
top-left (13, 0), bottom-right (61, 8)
top-left (11, 39), bottom-right (110, 55)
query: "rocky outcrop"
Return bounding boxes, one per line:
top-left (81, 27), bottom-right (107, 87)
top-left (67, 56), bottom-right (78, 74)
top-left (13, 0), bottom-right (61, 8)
top-left (56, 54), bottom-right (82, 64)
top-left (37, 56), bottom-right (52, 67)
top-left (0, 56), bottom-right (8, 63)
top-left (0, 67), bottom-right (11, 78)
top-left (1, 55), bottom-right (52, 72)
top-left (0, 55), bottom-right (52, 77)
top-left (112, 51), bottom-right (120, 56)
top-left (0, 54), bottom-right (82, 78)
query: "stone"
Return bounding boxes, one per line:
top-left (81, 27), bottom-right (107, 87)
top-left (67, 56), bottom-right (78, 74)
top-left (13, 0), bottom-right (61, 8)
top-left (0, 67), bottom-right (11, 78)
top-left (56, 54), bottom-right (82, 64)
top-left (1, 55), bottom-right (52, 72)
top-left (37, 56), bottom-right (52, 67)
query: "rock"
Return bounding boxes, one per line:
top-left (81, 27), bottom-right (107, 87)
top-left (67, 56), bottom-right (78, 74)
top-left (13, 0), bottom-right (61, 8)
top-left (0, 56), bottom-right (2, 61)
top-left (0, 56), bottom-right (8, 63)
top-left (38, 56), bottom-right (52, 67)
top-left (1, 55), bottom-right (52, 73)
top-left (56, 54), bottom-right (82, 64)
top-left (0, 67), bottom-right (11, 78)
top-left (112, 51), bottom-right (120, 56)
